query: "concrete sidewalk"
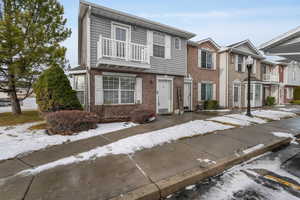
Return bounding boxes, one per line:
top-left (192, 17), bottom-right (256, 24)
top-left (1, 116), bottom-right (300, 200)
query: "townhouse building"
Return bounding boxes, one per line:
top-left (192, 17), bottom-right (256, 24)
top-left (283, 60), bottom-right (300, 103)
top-left (75, 1), bottom-right (195, 121)
top-left (186, 38), bottom-right (220, 110)
top-left (218, 40), bottom-right (265, 108)
top-left (260, 60), bottom-right (287, 105)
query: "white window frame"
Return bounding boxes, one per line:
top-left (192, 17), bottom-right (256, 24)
top-left (111, 21), bottom-right (131, 42)
top-left (103, 75), bottom-right (136, 105)
top-left (153, 31), bottom-right (165, 59)
top-left (237, 55), bottom-right (243, 72)
top-left (201, 49), bottom-right (213, 69)
top-left (174, 37), bottom-right (181, 50)
top-left (73, 75), bottom-right (85, 105)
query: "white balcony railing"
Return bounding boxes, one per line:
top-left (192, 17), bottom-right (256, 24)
top-left (262, 73), bottom-right (279, 82)
top-left (97, 36), bottom-right (149, 64)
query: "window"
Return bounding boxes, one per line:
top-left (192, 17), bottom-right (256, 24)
top-left (153, 32), bottom-right (165, 58)
top-left (201, 50), bottom-right (213, 69)
top-left (293, 71), bottom-right (296, 81)
top-left (201, 83), bottom-right (213, 101)
top-left (74, 75), bottom-right (85, 105)
top-left (237, 55), bottom-right (243, 72)
top-left (287, 87), bottom-right (294, 99)
top-left (103, 76), bottom-right (136, 104)
top-left (174, 38), bottom-right (181, 50)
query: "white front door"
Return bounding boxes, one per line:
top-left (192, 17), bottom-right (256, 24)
top-left (246, 83), bottom-right (262, 107)
top-left (157, 80), bottom-right (172, 114)
top-left (184, 82), bottom-right (192, 111)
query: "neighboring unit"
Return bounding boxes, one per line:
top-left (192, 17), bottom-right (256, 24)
top-left (260, 60), bottom-right (287, 105)
top-left (187, 38), bottom-right (220, 110)
top-left (76, 1), bottom-right (195, 121)
top-left (218, 40), bottom-right (265, 108)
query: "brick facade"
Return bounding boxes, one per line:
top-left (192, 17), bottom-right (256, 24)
top-left (187, 41), bottom-right (219, 110)
top-left (89, 68), bottom-right (183, 122)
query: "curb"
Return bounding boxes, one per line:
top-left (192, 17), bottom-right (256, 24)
top-left (109, 137), bottom-right (292, 200)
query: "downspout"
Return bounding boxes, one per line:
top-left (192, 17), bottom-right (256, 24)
top-left (227, 48), bottom-right (232, 108)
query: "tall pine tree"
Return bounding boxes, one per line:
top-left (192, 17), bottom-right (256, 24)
top-left (0, 0), bottom-right (71, 114)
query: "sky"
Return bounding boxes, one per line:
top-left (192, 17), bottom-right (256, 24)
top-left (60, 0), bottom-right (300, 67)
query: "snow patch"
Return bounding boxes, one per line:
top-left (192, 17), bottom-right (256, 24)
top-left (279, 108), bottom-right (300, 112)
top-left (243, 144), bottom-right (265, 154)
top-left (17, 120), bottom-right (233, 175)
top-left (252, 110), bottom-right (296, 120)
top-left (203, 109), bottom-right (231, 112)
top-left (185, 185), bottom-right (196, 190)
top-left (226, 114), bottom-right (266, 124)
top-left (0, 122), bottom-right (137, 161)
top-left (271, 132), bottom-right (298, 144)
top-left (208, 116), bottom-right (251, 126)
top-left (197, 158), bottom-right (216, 165)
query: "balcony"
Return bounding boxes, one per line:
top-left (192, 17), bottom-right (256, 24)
top-left (97, 36), bottom-right (150, 70)
top-left (262, 73), bottom-right (279, 82)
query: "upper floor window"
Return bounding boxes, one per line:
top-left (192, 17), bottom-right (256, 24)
top-left (174, 38), bottom-right (181, 50)
top-left (237, 55), bottom-right (243, 72)
top-left (261, 63), bottom-right (267, 74)
top-left (153, 32), bottom-right (165, 58)
top-left (293, 71), bottom-right (296, 81)
top-left (201, 50), bottom-right (213, 69)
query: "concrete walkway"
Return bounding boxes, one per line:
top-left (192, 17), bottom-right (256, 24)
top-left (1, 113), bottom-right (300, 200)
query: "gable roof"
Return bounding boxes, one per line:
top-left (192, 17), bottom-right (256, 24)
top-left (227, 39), bottom-right (261, 55)
top-left (219, 39), bottom-right (264, 59)
top-left (80, 0), bottom-right (196, 39)
top-left (259, 26), bottom-right (300, 51)
top-left (197, 38), bottom-right (221, 49)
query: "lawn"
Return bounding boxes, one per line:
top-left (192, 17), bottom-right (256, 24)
top-left (0, 110), bottom-right (43, 126)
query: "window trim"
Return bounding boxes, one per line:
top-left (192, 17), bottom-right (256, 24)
top-left (111, 21), bottom-right (131, 42)
top-left (174, 37), bottom-right (181, 50)
top-left (73, 75), bottom-right (85, 105)
top-left (103, 75), bottom-right (136, 105)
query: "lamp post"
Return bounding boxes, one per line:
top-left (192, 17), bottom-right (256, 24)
top-left (246, 56), bottom-right (254, 117)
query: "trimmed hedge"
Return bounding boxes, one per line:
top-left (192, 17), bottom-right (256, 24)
top-left (204, 100), bottom-right (219, 110)
top-left (34, 64), bottom-right (82, 113)
top-left (46, 110), bottom-right (99, 135)
top-left (294, 86), bottom-right (300, 100)
top-left (130, 109), bottom-right (156, 124)
top-left (265, 96), bottom-right (276, 106)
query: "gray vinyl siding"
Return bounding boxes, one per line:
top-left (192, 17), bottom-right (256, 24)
top-left (89, 14), bottom-right (187, 76)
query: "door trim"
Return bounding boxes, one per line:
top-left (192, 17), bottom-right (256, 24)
top-left (232, 81), bottom-right (241, 108)
top-left (156, 76), bottom-right (174, 114)
top-left (184, 78), bottom-right (193, 111)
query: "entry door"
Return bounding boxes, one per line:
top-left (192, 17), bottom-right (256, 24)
top-left (114, 25), bottom-right (129, 58)
top-left (233, 83), bottom-right (241, 108)
top-left (254, 84), bottom-right (262, 107)
top-left (157, 80), bottom-right (172, 114)
top-left (184, 82), bottom-right (192, 111)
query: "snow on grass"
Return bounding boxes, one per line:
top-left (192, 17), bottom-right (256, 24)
top-left (197, 158), bottom-right (216, 165)
top-left (225, 114), bottom-right (267, 124)
top-left (18, 120), bottom-right (233, 176)
top-left (271, 132), bottom-right (297, 144)
top-left (0, 98), bottom-right (38, 113)
top-left (0, 122), bottom-right (137, 161)
top-left (203, 109), bottom-right (231, 112)
top-left (243, 144), bottom-right (264, 154)
top-left (279, 107), bottom-right (300, 112)
top-left (252, 110), bottom-right (296, 120)
top-left (208, 116), bottom-right (251, 126)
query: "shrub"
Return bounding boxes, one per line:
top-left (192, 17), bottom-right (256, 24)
top-left (204, 100), bottom-right (219, 110)
top-left (46, 110), bottom-right (99, 135)
top-left (265, 96), bottom-right (276, 106)
top-left (290, 100), bottom-right (300, 105)
top-left (33, 64), bottom-right (82, 113)
top-left (294, 86), bottom-right (300, 100)
top-left (130, 109), bottom-right (156, 124)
